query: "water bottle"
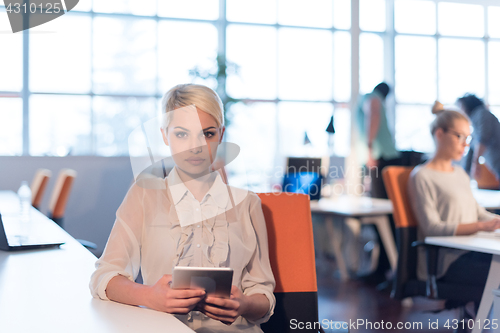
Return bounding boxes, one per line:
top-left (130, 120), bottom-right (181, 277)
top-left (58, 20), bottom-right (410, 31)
top-left (17, 181), bottom-right (32, 222)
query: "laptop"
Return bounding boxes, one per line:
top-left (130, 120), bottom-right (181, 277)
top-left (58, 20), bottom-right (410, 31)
top-left (0, 213), bottom-right (65, 251)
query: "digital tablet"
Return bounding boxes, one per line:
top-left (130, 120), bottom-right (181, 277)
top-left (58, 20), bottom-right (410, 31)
top-left (171, 266), bottom-right (234, 298)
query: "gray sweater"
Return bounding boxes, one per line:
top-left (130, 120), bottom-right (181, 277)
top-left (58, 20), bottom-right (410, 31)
top-left (407, 165), bottom-right (496, 280)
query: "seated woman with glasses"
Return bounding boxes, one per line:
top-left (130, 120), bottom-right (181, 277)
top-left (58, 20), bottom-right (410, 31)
top-left (407, 101), bottom-right (500, 310)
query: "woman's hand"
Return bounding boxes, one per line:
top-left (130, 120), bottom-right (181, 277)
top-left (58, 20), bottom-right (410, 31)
top-left (145, 274), bottom-right (206, 314)
top-left (478, 218), bottom-right (500, 232)
top-left (197, 285), bottom-right (248, 325)
top-left (197, 286), bottom-right (270, 325)
top-left (456, 218), bottom-right (500, 235)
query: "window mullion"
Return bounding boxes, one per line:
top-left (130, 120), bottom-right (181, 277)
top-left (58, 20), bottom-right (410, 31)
top-left (484, 5), bottom-right (490, 105)
top-left (22, 12), bottom-right (30, 156)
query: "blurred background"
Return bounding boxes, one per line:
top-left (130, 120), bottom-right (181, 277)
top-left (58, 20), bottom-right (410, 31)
top-left (1, 0), bottom-right (499, 254)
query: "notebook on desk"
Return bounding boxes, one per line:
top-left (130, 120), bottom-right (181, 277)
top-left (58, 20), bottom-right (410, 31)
top-left (0, 213), bottom-right (65, 251)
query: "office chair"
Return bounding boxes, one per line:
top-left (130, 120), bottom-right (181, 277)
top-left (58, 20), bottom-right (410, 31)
top-left (30, 168), bottom-right (52, 210)
top-left (382, 166), bottom-right (426, 299)
top-left (48, 168), bottom-right (77, 228)
top-left (382, 167), bottom-right (483, 324)
top-left (48, 169), bottom-right (97, 250)
top-left (257, 192), bottom-right (327, 333)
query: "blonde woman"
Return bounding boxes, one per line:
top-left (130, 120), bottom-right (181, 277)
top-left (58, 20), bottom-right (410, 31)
top-left (408, 102), bottom-right (500, 310)
top-left (90, 84), bottom-right (275, 332)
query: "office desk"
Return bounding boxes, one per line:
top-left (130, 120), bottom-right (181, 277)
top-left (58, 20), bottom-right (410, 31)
top-left (425, 235), bottom-right (500, 333)
top-left (473, 188), bottom-right (500, 211)
top-left (310, 196), bottom-right (395, 280)
top-left (311, 189), bottom-right (500, 281)
top-left (0, 191), bottom-right (194, 333)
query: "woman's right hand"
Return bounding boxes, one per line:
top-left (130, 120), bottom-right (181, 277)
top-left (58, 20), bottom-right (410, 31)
top-left (145, 274), bottom-right (205, 314)
top-left (478, 218), bottom-right (500, 232)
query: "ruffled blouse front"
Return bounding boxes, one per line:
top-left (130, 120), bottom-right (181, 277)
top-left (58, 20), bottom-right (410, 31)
top-left (89, 168), bottom-right (275, 333)
top-left (172, 207), bottom-right (229, 268)
top-left (166, 168), bottom-right (231, 270)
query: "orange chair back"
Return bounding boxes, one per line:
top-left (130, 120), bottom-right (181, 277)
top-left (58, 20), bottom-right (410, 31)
top-left (257, 192), bottom-right (317, 293)
top-left (382, 166), bottom-right (425, 300)
top-left (382, 166), bottom-right (416, 228)
top-left (31, 169), bottom-right (52, 209)
top-left (48, 169), bottom-right (77, 219)
top-left (475, 164), bottom-right (500, 190)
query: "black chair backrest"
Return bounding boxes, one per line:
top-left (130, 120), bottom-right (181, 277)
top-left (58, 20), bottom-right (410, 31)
top-left (392, 226), bottom-right (425, 299)
top-left (262, 292), bottom-right (323, 333)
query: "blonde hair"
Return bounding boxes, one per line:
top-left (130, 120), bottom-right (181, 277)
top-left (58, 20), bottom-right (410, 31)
top-left (161, 84), bottom-right (224, 128)
top-left (430, 101), bottom-right (469, 136)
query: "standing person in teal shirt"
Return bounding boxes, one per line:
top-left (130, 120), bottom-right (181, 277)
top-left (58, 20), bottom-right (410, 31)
top-left (356, 82), bottom-right (401, 199)
top-left (354, 83), bottom-right (401, 284)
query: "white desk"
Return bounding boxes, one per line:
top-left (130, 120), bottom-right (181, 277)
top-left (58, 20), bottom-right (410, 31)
top-left (311, 189), bottom-right (500, 281)
top-left (473, 188), bottom-right (500, 211)
top-left (425, 235), bottom-right (500, 333)
top-left (0, 191), bottom-right (193, 333)
top-left (311, 196), bottom-right (396, 280)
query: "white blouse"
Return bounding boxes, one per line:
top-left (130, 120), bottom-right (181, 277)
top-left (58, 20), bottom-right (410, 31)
top-left (89, 168), bottom-right (276, 332)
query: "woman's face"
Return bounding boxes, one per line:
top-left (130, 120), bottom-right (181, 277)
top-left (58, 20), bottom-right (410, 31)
top-left (436, 119), bottom-right (471, 161)
top-left (162, 106), bottom-right (224, 178)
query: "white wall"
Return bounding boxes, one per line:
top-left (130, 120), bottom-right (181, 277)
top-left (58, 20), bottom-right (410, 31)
top-left (0, 156), bottom-right (133, 256)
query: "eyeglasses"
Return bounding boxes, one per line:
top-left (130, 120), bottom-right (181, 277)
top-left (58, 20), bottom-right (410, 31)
top-left (444, 128), bottom-right (472, 145)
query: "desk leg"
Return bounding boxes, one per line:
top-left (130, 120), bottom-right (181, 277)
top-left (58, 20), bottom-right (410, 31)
top-left (362, 215), bottom-right (398, 273)
top-left (472, 254), bottom-right (500, 333)
top-left (324, 215), bottom-right (349, 281)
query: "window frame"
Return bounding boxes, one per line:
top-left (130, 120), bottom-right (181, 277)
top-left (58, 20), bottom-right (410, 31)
top-left (2, 0), bottom-right (499, 157)
top-left (392, 0), bottom-right (500, 152)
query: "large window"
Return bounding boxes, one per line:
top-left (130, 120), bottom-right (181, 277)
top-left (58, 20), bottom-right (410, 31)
top-left (0, 1), bottom-right (350, 167)
top-left (0, 0), bottom-right (352, 193)
top-left (393, 0), bottom-right (500, 153)
top-left (225, 0), bottom-right (352, 188)
top-left (2, 0), bottom-right (500, 186)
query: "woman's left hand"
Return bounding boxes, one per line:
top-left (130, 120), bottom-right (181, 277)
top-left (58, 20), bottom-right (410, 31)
top-left (197, 285), bottom-right (248, 325)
